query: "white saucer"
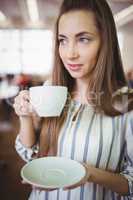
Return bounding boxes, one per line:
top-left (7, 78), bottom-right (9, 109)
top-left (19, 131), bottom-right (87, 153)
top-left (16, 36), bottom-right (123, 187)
top-left (21, 157), bottom-right (86, 189)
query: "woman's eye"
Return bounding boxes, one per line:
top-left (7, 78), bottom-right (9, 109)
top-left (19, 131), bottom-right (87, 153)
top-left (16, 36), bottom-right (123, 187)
top-left (58, 39), bottom-right (67, 45)
top-left (79, 37), bottom-right (91, 43)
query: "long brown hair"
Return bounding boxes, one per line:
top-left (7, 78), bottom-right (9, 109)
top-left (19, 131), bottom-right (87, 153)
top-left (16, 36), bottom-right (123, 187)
top-left (39, 0), bottom-right (131, 157)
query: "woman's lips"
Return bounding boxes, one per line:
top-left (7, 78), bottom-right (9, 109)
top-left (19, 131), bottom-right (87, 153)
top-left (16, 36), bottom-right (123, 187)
top-left (67, 64), bottom-right (83, 71)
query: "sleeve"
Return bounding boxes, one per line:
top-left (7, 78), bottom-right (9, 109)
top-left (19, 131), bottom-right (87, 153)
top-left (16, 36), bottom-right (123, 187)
top-left (120, 111), bottom-right (133, 198)
top-left (15, 135), bottom-right (39, 162)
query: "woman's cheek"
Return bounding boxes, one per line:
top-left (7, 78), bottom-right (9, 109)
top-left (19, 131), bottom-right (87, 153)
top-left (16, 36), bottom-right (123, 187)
top-left (59, 47), bottom-right (64, 60)
top-left (59, 50), bottom-right (66, 64)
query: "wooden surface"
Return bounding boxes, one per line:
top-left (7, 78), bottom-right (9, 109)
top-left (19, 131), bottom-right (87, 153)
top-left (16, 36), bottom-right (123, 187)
top-left (0, 102), bottom-right (31, 200)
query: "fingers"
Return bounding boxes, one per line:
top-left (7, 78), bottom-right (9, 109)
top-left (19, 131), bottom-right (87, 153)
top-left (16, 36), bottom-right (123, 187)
top-left (13, 90), bottom-right (36, 117)
top-left (82, 163), bottom-right (90, 182)
top-left (21, 180), bottom-right (57, 191)
top-left (32, 186), bottom-right (57, 191)
top-left (14, 90), bottom-right (29, 107)
top-left (21, 179), bottom-right (31, 185)
top-left (63, 177), bottom-right (87, 190)
top-left (63, 182), bottom-right (83, 190)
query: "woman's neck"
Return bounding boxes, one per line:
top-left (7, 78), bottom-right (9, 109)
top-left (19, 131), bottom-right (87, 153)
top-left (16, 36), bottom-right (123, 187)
top-left (72, 79), bottom-right (89, 104)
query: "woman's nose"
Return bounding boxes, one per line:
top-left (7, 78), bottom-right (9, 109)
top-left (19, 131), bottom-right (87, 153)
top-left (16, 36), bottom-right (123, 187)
top-left (66, 42), bottom-right (79, 59)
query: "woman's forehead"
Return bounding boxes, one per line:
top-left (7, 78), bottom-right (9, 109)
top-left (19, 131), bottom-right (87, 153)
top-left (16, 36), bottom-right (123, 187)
top-left (58, 10), bottom-right (98, 36)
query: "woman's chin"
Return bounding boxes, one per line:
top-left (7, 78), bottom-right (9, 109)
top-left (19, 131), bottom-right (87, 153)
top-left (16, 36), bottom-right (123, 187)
top-left (69, 72), bottom-right (84, 79)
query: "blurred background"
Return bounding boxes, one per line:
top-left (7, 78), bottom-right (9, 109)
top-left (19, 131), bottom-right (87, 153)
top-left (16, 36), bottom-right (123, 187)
top-left (0, 0), bottom-right (132, 199)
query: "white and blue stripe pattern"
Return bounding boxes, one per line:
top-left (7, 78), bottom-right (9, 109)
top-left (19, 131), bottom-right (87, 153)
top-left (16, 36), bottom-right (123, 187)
top-left (15, 101), bottom-right (133, 200)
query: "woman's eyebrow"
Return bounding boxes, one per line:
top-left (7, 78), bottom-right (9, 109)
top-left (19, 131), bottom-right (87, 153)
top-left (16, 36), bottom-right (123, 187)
top-left (58, 31), bottom-right (95, 38)
top-left (58, 34), bottom-right (67, 38)
top-left (75, 31), bottom-right (95, 37)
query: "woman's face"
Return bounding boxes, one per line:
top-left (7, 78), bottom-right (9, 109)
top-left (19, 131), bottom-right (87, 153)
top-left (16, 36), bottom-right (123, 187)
top-left (58, 10), bottom-right (101, 80)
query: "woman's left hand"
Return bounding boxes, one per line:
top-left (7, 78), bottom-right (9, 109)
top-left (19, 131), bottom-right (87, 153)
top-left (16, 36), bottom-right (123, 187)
top-left (63, 163), bottom-right (90, 190)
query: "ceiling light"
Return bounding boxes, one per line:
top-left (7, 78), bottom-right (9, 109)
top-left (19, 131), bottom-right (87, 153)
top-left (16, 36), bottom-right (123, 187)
top-left (27, 0), bottom-right (39, 22)
top-left (0, 11), bottom-right (6, 21)
top-left (114, 5), bottom-right (133, 26)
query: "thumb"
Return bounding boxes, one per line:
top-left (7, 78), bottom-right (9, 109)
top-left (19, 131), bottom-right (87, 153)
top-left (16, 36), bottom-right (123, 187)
top-left (21, 179), bottom-right (29, 185)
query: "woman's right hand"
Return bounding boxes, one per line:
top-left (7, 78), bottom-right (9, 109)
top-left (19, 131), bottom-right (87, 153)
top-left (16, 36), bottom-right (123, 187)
top-left (13, 90), bottom-right (35, 117)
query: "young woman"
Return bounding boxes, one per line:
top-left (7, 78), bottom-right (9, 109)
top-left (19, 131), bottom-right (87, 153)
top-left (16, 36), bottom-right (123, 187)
top-left (13, 0), bottom-right (133, 199)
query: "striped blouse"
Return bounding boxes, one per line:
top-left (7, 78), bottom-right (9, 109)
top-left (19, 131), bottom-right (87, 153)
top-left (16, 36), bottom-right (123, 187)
top-left (15, 100), bottom-right (133, 200)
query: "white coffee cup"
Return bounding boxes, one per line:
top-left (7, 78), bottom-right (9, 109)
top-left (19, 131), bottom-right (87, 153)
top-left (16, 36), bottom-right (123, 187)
top-left (29, 86), bottom-right (68, 117)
